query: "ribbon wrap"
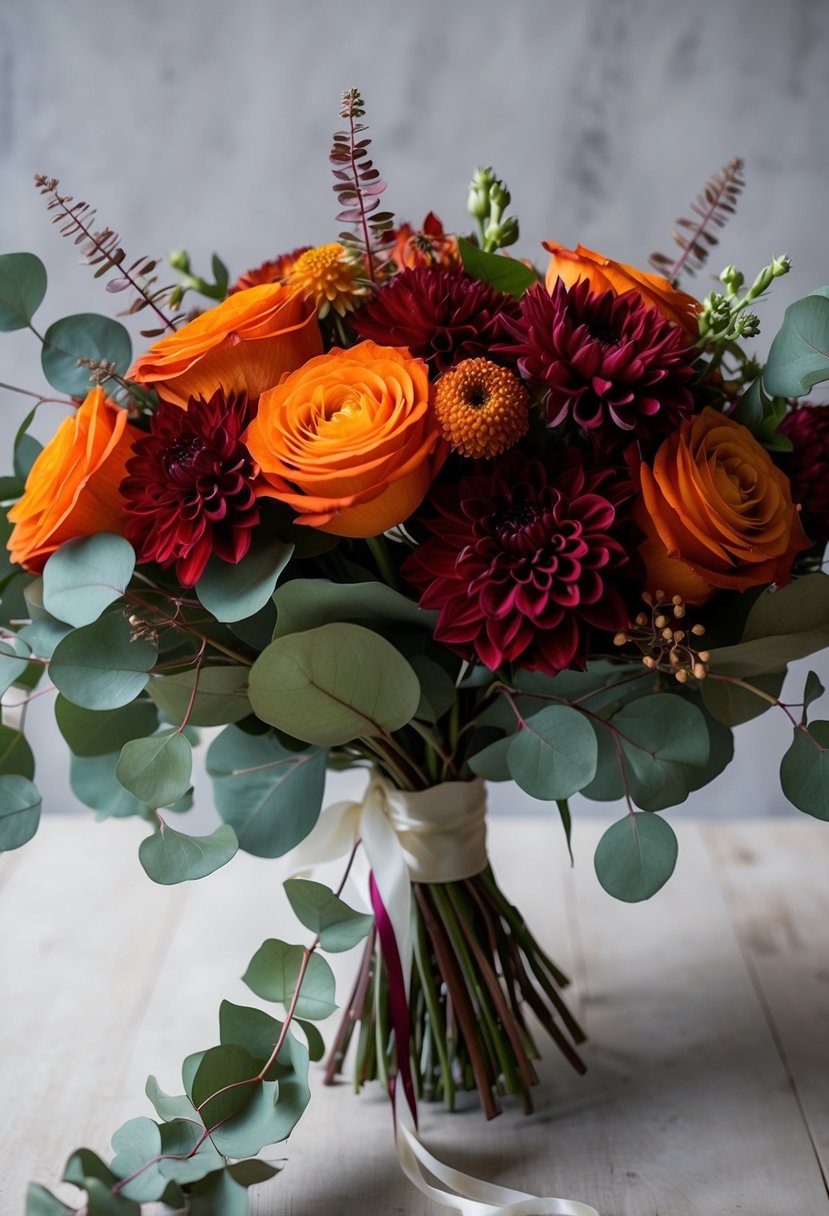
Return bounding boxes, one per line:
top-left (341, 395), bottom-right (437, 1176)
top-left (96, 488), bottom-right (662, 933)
top-left (291, 772), bottom-right (599, 1216)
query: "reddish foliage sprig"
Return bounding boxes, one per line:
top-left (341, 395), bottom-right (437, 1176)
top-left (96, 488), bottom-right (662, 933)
top-left (34, 174), bottom-right (183, 335)
top-left (330, 88), bottom-right (394, 283)
top-left (649, 158), bottom-right (745, 284)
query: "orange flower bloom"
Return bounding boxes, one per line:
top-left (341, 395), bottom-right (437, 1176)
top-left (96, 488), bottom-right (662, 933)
top-left (129, 284), bottom-right (323, 408)
top-left (434, 358), bottom-right (529, 459)
top-left (633, 407), bottom-right (809, 603)
top-left (231, 247), bottom-right (312, 293)
top-left (7, 388), bottom-right (140, 572)
top-left (385, 213), bottom-right (460, 273)
top-left (543, 242), bottom-right (701, 335)
top-left (245, 341), bottom-right (446, 536)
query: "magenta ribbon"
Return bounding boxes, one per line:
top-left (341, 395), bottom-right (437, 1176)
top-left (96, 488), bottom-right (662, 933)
top-left (369, 871), bottom-right (419, 1129)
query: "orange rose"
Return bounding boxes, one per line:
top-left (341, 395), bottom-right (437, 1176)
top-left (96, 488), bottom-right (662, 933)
top-left (543, 242), bottom-right (701, 335)
top-left (245, 341), bottom-right (446, 537)
top-left (7, 388), bottom-right (141, 572)
top-left (129, 284), bottom-right (323, 407)
top-left (633, 407), bottom-right (809, 603)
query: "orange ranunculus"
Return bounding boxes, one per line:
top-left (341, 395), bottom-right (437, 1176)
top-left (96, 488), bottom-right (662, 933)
top-left (7, 388), bottom-right (141, 572)
top-left (543, 242), bottom-right (701, 335)
top-left (245, 341), bottom-right (447, 537)
top-left (386, 213), bottom-right (460, 273)
top-left (633, 407), bottom-right (809, 604)
top-left (128, 284), bottom-right (323, 408)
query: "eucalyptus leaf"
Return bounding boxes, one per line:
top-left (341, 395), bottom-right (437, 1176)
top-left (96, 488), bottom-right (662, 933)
top-left (701, 668), bottom-right (785, 726)
top-left (109, 1116), bottom-right (165, 1203)
top-left (148, 665), bottom-right (251, 727)
top-left (457, 236), bottom-right (539, 296)
top-left (145, 1075), bottom-right (197, 1123)
top-left (467, 732), bottom-right (513, 781)
top-left (507, 705), bottom-right (597, 800)
top-left (0, 723), bottom-right (35, 778)
top-left (613, 695), bottom-right (709, 810)
top-left (63, 1148), bottom-right (118, 1189)
top-left (273, 577), bottom-right (433, 638)
top-left (116, 730), bottom-right (192, 807)
top-left (196, 535), bottom-right (293, 623)
top-left (0, 634), bottom-right (31, 693)
top-left (56, 696), bottom-right (159, 757)
top-left (25, 1184), bottom-right (72, 1216)
top-left (84, 1177), bottom-right (142, 1215)
top-left (139, 822), bottom-right (238, 885)
top-left (764, 291), bottom-right (829, 397)
top-left (190, 1042), bottom-right (260, 1128)
top-left (219, 1000), bottom-right (284, 1063)
top-left (50, 612), bottom-right (157, 710)
top-left (43, 534), bottom-right (135, 627)
top-left (249, 622), bottom-right (420, 746)
top-left (410, 653), bottom-right (458, 723)
top-left (803, 670), bottom-right (825, 714)
top-left (594, 812), bottom-right (678, 902)
top-left (71, 752), bottom-right (148, 820)
top-left (707, 574), bottom-right (829, 677)
top-left (41, 313), bottom-right (132, 396)
top-left (0, 252), bottom-right (47, 330)
top-left (209, 1035), bottom-right (310, 1156)
top-left (243, 939), bottom-right (337, 1019)
top-left (157, 1119), bottom-right (224, 1184)
top-left (207, 725), bottom-right (327, 857)
top-left (0, 775), bottom-right (41, 850)
top-left (189, 1169), bottom-right (249, 1216)
top-left (780, 722), bottom-right (829, 820)
top-left (284, 878), bottom-right (373, 952)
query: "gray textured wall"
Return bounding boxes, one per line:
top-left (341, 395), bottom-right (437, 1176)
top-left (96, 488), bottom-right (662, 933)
top-left (1, 0), bottom-right (827, 820)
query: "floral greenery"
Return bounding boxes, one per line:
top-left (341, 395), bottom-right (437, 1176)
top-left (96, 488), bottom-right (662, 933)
top-left (0, 89), bottom-right (827, 1214)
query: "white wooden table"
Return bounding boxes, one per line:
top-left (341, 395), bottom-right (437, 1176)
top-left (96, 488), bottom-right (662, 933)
top-left (1, 816), bottom-right (827, 1215)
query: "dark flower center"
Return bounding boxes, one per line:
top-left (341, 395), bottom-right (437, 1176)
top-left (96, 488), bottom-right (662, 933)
top-left (466, 383), bottom-right (490, 409)
top-left (496, 501), bottom-right (542, 535)
top-left (166, 435), bottom-right (206, 476)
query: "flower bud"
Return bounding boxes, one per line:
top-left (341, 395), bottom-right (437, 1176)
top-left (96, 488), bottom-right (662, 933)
top-left (468, 167), bottom-right (495, 221)
top-left (169, 248), bottom-right (191, 273)
top-left (771, 254), bottom-right (791, 277)
top-left (719, 264), bottom-right (744, 294)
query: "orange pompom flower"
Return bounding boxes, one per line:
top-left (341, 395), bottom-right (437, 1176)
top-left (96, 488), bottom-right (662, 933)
top-left (286, 243), bottom-right (371, 318)
top-left (543, 241), bottom-right (701, 336)
top-left (245, 341), bottom-right (446, 537)
top-left (7, 388), bottom-right (141, 572)
top-left (633, 407), bottom-right (809, 603)
top-left (434, 358), bottom-right (529, 459)
top-left (129, 284), bottom-right (323, 408)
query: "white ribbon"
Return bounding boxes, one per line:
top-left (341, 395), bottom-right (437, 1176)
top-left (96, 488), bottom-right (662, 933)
top-left (291, 772), bottom-right (599, 1216)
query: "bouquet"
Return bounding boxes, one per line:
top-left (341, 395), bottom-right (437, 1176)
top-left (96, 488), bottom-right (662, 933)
top-left (2, 88), bottom-right (828, 1215)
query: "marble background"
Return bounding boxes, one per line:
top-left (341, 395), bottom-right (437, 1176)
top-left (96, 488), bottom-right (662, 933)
top-left (0, 0), bottom-right (827, 821)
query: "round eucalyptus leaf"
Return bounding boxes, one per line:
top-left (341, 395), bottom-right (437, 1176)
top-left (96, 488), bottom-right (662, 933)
top-left (41, 313), bottom-right (132, 396)
top-left (0, 774), bottom-right (41, 851)
top-left (507, 705), bottom-right (597, 800)
top-left (249, 622), bottom-right (420, 746)
top-left (196, 535), bottom-right (293, 623)
top-left (243, 938), bottom-right (337, 1020)
top-left (0, 252), bottom-right (47, 331)
top-left (50, 612), bottom-right (157, 710)
top-left (594, 812), bottom-right (678, 902)
top-left (780, 721), bottom-right (829, 820)
top-left (55, 696), bottom-right (159, 757)
top-left (147, 666), bottom-right (251, 727)
top-left (109, 1116), bottom-right (165, 1203)
top-left (0, 635), bottom-right (31, 695)
top-left (0, 723), bottom-right (35, 779)
top-left (116, 731), bottom-right (192, 807)
top-left (139, 822), bottom-right (238, 885)
top-left (43, 534), bottom-right (135, 627)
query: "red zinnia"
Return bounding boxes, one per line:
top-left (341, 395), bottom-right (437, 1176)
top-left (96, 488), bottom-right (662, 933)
top-left (403, 450), bottom-right (632, 675)
top-left (501, 279), bottom-right (697, 446)
top-left (776, 402), bottom-right (829, 547)
top-left (122, 391), bottom-right (259, 586)
top-left (351, 267), bottom-right (520, 374)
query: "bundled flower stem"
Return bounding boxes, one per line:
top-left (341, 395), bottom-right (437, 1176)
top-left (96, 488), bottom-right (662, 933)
top-left (326, 868), bottom-right (585, 1117)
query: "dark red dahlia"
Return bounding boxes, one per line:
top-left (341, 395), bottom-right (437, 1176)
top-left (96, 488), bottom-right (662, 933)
top-left (350, 266), bottom-right (520, 373)
top-left (122, 391), bottom-right (259, 586)
top-left (500, 279), bottom-right (697, 445)
top-left (776, 403), bottom-right (829, 547)
top-left (403, 450), bottom-right (632, 675)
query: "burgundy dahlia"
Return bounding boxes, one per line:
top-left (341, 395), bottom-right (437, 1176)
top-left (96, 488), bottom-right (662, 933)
top-left (776, 403), bottom-right (829, 547)
top-left (122, 391), bottom-right (259, 586)
top-left (403, 450), bottom-right (632, 675)
top-left (350, 266), bottom-right (520, 373)
top-left (501, 279), bottom-right (697, 446)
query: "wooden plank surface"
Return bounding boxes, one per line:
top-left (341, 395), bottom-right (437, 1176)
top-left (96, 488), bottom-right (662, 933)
top-left (1, 816), bottom-right (827, 1215)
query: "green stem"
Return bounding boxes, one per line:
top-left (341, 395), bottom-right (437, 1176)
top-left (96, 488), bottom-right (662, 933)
top-left (365, 534), bottom-right (400, 591)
